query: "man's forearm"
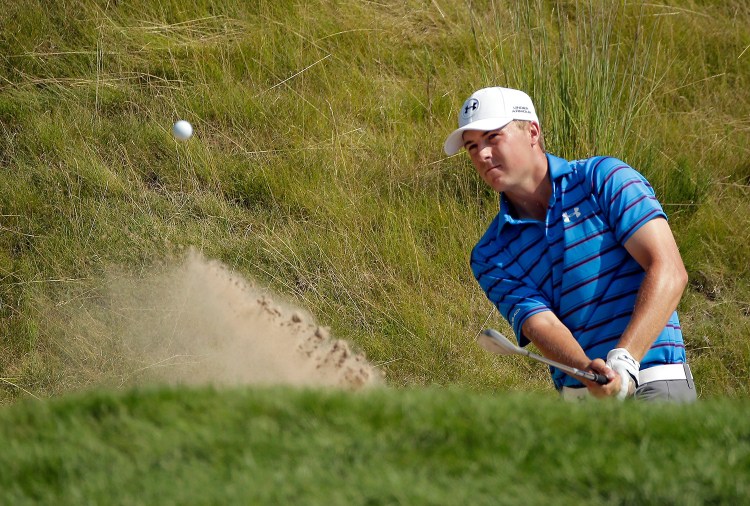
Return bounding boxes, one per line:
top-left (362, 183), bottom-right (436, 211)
top-left (618, 218), bottom-right (689, 361)
top-left (522, 312), bottom-right (591, 370)
top-left (523, 311), bottom-right (621, 397)
top-left (616, 260), bottom-right (688, 360)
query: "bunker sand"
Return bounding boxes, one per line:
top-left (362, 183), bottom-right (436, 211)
top-left (112, 252), bottom-right (382, 390)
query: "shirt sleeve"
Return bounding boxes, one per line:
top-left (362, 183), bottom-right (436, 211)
top-left (589, 157), bottom-right (667, 244)
top-left (471, 247), bottom-right (551, 347)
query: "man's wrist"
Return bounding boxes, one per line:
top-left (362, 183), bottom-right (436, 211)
top-left (606, 348), bottom-right (640, 399)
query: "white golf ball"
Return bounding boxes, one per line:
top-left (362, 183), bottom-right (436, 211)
top-left (172, 120), bottom-right (193, 140)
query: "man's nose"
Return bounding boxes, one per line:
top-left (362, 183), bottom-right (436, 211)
top-left (478, 144), bottom-right (493, 161)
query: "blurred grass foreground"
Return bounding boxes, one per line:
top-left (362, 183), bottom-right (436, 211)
top-left (1, 0), bottom-right (749, 401)
top-left (2, 387), bottom-right (750, 504)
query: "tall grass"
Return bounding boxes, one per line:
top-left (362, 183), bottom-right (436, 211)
top-left (1, 0), bottom-right (749, 402)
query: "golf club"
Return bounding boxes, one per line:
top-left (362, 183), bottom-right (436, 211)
top-left (478, 328), bottom-right (609, 385)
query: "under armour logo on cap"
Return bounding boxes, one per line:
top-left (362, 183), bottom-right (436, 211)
top-left (461, 98), bottom-right (480, 119)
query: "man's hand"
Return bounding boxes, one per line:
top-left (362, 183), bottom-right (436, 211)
top-left (582, 359), bottom-right (621, 398)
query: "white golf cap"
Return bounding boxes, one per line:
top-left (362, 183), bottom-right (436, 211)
top-left (443, 87), bottom-right (539, 155)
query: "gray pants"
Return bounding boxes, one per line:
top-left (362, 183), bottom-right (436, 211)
top-left (634, 363), bottom-right (697, 403)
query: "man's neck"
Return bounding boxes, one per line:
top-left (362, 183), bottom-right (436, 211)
top-left (504, 153), bottom-right (551, 221)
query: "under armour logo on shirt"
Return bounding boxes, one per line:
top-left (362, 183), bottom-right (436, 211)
top-left (562, 207), bottom-right (581, 223)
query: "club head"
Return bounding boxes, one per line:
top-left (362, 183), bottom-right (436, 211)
top-left (477, 329), bottom-right (521, 356)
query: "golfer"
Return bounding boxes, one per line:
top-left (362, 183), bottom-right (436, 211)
top-left (445, 87), bottom-right (696, 401)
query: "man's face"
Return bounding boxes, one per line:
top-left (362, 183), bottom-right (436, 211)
top-left (462, 122), bottom-right (535, 193)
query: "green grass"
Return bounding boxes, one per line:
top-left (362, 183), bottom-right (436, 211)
top-left (1, 0), bottom-right (749, 402)
top-left (1, 386), bottom-right (749, 505)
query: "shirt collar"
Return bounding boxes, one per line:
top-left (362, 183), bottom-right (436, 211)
top-left (496, 153), bottom-right (572, 234)
top-left (546, 153), bottom-right (573, 180)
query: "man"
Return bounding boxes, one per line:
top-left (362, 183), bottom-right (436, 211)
top-left (444, 87), bottom-right (696, 401)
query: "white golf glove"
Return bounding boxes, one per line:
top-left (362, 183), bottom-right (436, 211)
top-left (606, 348), bottom-right (640, 400)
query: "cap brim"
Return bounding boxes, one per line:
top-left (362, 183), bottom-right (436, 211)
top-left (443, 117), bottom-right (513, 155)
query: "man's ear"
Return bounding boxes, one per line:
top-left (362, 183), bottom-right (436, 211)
top-left (529, 121), bottom-right (542, 146)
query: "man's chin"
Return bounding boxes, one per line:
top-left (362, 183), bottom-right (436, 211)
top-left (487, 177), bottom-right (506, 193)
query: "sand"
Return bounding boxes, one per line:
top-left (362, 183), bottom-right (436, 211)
top-left (102, 250), bottom-right (382, 390)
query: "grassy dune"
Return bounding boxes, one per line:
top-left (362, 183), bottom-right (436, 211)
top-left (2, 387), bottom-right (749, 505)
top-left (1, 0), bottom-right (749, 402)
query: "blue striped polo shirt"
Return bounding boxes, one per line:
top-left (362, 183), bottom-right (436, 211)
top-left (471, 154), bottom-right (686, 389)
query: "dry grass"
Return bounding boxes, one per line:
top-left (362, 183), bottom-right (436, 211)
top-left (1, 0), bottom-right (749, 402)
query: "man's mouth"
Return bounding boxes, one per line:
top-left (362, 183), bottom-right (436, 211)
top-left (484, 164), bottom-right (502, 175)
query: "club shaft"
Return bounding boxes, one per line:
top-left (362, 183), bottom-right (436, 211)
top-left (480, 328), bottom-right (609, 385)
top-left (520, 349), bottom-right (608, 384)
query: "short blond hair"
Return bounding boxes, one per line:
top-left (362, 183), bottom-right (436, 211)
top-left (513, 120), bottom-right (545, 152)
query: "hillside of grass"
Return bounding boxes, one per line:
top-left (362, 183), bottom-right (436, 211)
top-left (1, 0), bottom-right (749, 402)
top-left (2, 386), bottom-right (749, 505)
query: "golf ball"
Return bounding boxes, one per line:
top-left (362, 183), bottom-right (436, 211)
top-left (172, 120), bottom-right (193, 140)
